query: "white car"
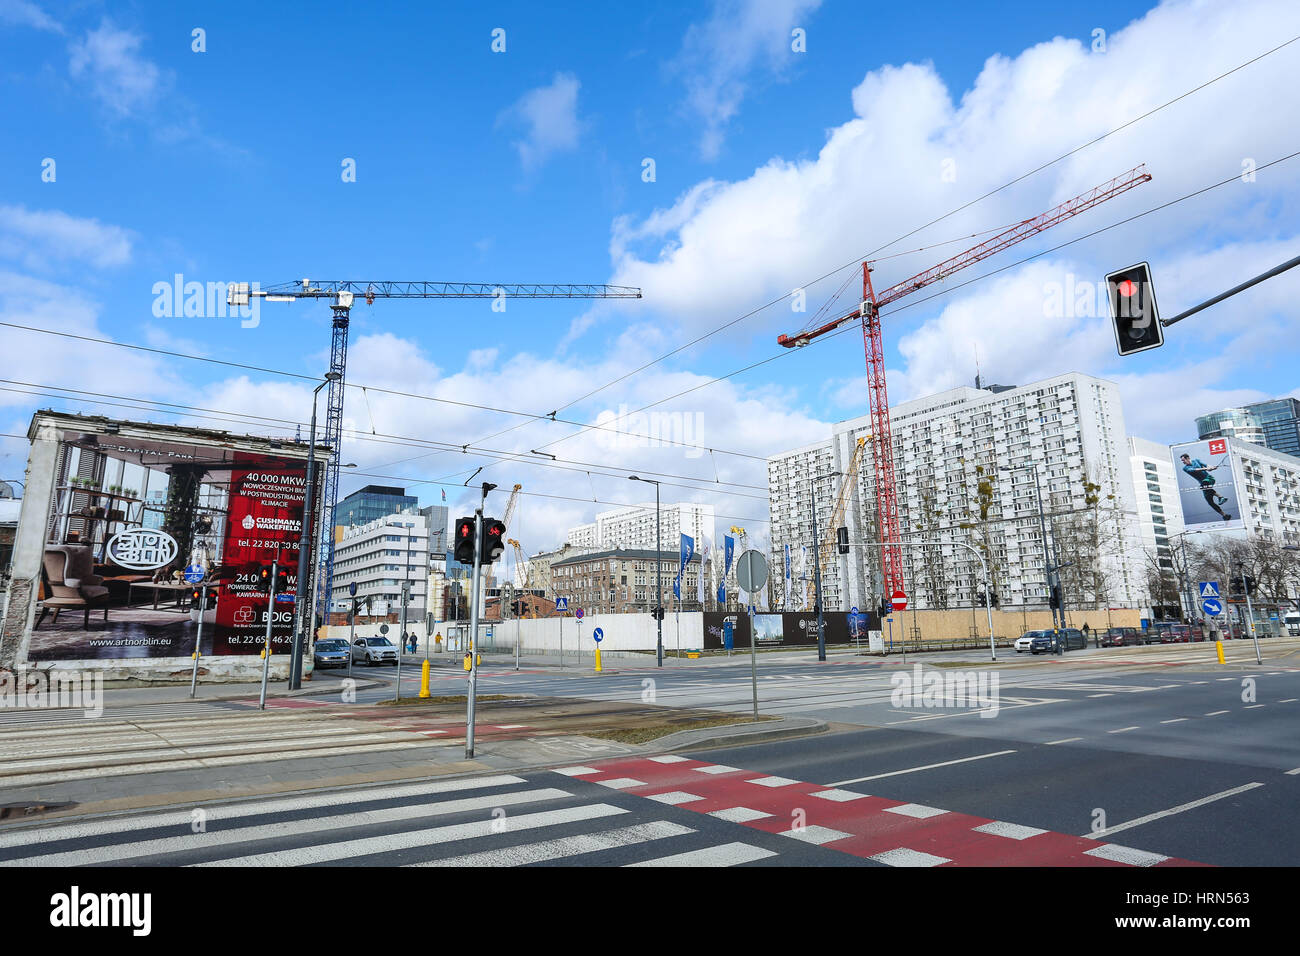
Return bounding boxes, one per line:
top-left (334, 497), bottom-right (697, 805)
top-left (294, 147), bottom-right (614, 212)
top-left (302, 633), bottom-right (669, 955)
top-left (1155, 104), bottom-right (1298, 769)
top-left (352, 636), bottom-right (399, 665)
top-left (1015, 630), bottom-right (1049, 653)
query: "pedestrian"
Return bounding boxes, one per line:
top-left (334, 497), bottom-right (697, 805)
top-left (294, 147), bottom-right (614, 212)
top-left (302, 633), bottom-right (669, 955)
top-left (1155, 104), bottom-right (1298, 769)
top-left (1082, 621), bottom-right (1093, 648)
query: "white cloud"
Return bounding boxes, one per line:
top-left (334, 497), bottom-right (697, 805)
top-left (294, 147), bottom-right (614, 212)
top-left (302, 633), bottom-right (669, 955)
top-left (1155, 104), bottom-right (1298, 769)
top-left (499, 73), bottom-right (582, 172)
top-left (674, 0), bottom-right (822, 159)
top-left (0, 0), bottom-right (62, 32)
top-left (68, 20), bottom-right (161, 117)
top-left (0, 205), bottom-right (134, 270)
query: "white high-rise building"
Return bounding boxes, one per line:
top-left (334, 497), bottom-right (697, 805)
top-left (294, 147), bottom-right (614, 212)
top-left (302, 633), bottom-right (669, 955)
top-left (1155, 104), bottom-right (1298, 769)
top-left (330, 509), bottom-right (432, 619)
top-left (566, 502), bottom-right (714, 553)
top-left (1128, 436), bottom-right (1185, 575)
top-left (769, 372), bottom-right (1145, 614)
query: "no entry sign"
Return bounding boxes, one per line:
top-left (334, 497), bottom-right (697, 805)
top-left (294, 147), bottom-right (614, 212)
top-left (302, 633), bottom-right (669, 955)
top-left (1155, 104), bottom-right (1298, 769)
top-left (891, 590), bottom-right (908, 612)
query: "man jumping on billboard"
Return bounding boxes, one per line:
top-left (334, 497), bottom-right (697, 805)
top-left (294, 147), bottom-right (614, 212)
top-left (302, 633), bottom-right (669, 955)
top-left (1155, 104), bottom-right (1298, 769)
top-left (1179, 453), bottom-right (1232, 521)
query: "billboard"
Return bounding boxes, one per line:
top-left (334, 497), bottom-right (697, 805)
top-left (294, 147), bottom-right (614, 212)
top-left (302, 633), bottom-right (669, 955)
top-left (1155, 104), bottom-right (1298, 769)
top-left (9, 414), bottom-right (318, 664)
top-left (702, 611), bottom-right (880, 649)
top-left (1171, 438), bottom-right (1243, 532)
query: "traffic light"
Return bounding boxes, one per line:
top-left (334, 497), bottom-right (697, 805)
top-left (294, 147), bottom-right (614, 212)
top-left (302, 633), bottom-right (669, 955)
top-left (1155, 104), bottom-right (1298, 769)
top-left (454, 516), bottom-right (476, 565)
top-left (1049, 584), bottom-right (1062, 610)
top-left (1245, 575), bottom-right (1257, 596)
top-left (990, 591), bottom-right (1000, 609)
top-left (257, 563), bottom-right (273, 591)
top-left (276, 565), bottom-right (291, 594)
top-left (1105, 262), bottom-right (1164, 356)
top-left (480, 517), bottom-right (507, 564)
top-left (878, 598), bottom-right (890, 620)
top-left (836, 526), bottom-right (849, 555)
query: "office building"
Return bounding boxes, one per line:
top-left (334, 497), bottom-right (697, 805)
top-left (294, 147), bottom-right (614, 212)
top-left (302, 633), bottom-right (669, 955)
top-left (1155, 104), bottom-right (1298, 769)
top-left (329, 509), bottom-right (432, 619)
top-left (550, 548), bottom-right (702, 614)
top-left (334, 485), bottom-right (418, 529)
top-left (1197, 398), bottom-right (1300, 458)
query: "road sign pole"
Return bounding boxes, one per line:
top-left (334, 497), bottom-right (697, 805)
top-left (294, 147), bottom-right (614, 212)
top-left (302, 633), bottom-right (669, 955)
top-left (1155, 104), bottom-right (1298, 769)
top-left (258, 556), bottom-right (278, 710)
top-left (189, 582), bottom-right (207, 698)
top-left (1242, 569), bottom-right (1262, 665)
top-left (465, 487), bottom-right (489, 758)
top-left (749, 608), bottom-right (758, 719)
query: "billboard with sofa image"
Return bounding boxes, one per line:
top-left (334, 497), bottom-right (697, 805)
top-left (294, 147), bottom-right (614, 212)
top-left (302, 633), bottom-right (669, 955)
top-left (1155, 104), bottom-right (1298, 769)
top-left (9, 413), bottom-right (320, 663)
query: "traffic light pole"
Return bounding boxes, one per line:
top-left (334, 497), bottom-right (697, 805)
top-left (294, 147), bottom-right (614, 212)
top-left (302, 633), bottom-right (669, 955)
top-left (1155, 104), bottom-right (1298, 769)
top-left (1162, 253), bottom-right (1300, 328)
top-left (1239, 566), bottom-right (1263, 665)
top-left (188, 581), bottom-right (208, 698)
top-left (465, 484), bottom-right (492, 758)
top-left (258, 555), bottom-right (279, 710)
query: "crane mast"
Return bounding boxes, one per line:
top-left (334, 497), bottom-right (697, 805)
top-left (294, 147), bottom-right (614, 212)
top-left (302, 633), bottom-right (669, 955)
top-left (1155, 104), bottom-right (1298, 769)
top-left (777, 165), bottom-right (1151, 602)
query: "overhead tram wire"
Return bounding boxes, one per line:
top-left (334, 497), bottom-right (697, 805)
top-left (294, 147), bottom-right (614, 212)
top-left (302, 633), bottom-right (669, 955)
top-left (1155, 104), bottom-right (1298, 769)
top-left (508, 147), bottom-right (1300, 443)
top-left (0, 381), bottom-right (770, 499)
top-left (455, 32), bottom-right (1300, 456)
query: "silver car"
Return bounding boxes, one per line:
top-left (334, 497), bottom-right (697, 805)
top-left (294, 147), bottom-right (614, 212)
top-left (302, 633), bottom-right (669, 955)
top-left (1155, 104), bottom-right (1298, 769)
top-left (1015, 630), bottom-right (1050, 653)
top-left (352, 636), bottom-right (399, 665)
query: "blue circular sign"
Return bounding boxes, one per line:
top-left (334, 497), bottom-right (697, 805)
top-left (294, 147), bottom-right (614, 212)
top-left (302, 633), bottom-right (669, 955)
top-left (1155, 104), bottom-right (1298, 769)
top-left (183, 564), bottom-right (205, 584)
top-left (593, 627), bottom-right (604, 643)
top-left (1202, 598), bottom-right (1223, 617)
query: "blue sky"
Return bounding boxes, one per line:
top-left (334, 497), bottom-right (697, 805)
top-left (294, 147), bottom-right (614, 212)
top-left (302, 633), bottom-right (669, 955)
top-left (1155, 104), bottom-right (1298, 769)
top-left (2, 0), bottom-right (1298, 550)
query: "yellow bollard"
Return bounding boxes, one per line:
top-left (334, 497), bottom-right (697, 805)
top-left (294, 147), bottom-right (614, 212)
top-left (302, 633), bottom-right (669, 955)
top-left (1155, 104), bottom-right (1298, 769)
top-left (1216, 640), bottom-right (1226, 664)
top-left (594, 647), bottom-right (602, 673)
top-left (419, 658), bottom-right (431, 698)
top-left (476, 653), bottom-right (481, 666)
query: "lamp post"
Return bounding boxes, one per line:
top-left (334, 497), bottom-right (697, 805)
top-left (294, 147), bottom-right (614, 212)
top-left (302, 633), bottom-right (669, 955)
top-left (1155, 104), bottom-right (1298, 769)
top-left (809, 471), bottom-right (842, 662)
top-left (1000, 463), bottom-right (1060, 641)
top-left (289, 371), bottom-right (341, 691)
top-left (630, 475), bottom-right (663, 667)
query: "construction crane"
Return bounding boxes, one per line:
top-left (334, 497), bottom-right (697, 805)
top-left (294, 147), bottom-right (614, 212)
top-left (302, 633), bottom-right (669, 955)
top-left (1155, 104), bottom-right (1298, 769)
top-left (807, 436), bottom-right (868, 608)
top-left (778, 165), bottom-right (1151, 602)
top-left (506, 537), bottom-right (531, 617)
top-left (229, 280), bottom-right (640, 623)
top-left (502, 483), bottom-right (522, 534)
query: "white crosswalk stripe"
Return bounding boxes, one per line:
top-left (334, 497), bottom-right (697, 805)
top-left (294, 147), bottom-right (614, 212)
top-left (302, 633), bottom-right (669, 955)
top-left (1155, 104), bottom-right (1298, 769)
top-left (0, 772), bottom-right (785, 868)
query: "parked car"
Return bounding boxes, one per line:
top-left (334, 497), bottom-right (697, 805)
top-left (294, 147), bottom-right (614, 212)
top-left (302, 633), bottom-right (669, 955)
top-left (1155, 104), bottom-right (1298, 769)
top-left (352, 636), bottom-right (399, 665)
top-left (313, 638), bottom-right (350, 669)
top-left (1101, 627), bottom-right (1140, 647)
top-left (1030, 628), bottom-right (1085, 654)
top-left (1015, 630), bottom-right (1050, 653)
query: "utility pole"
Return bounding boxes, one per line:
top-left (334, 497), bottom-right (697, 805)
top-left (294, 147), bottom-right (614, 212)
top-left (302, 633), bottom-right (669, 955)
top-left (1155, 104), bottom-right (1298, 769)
top-left (630, 476), bottom-right (663, 667)
top-left (809, 472), bottom-right (841, 662)
top-left (465, 481), bottom-right (495, 758)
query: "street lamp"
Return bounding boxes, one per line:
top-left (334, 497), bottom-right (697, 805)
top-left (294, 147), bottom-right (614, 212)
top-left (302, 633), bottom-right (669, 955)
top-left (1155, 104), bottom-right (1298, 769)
top-left (629, 475), bottom-right (663, 667)
top-left (1000, 463), bottom-right (1062, 646)
top-left (809, 471), bottom-right (842, 662)
top-left (289, 371), bottom-right (342, 690)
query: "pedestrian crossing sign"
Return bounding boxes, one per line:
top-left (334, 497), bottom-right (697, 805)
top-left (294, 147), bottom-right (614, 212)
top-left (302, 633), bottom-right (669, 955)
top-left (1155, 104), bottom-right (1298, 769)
top-left (1198, 581), bottom-right (1219, 598)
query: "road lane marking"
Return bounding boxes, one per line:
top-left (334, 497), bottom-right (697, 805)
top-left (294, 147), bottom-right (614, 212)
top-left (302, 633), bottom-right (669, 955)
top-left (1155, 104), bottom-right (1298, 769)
top-left (884, 803), bottom-right (948, 819)
top-left (693, 764), bottom-right (741, 775)
top-left (416, 821), bottom-right (694, 867)
top-left (973, 821), bottom-right (1046, 840)
top-left (748, 776), bottom-right (800, 788)
top-left (645, 791), bottom-right (703, 805)
top-left (1108, 726), bottom-right (1139, 734)
top-left (552, 766), bottom-right (600, 776)
top-left (626, 842), bottom-right (776, 866)
top-left (1160, 718), bottom-right (1188, 724)
top-left (1244, 704), bottom-right (1265, 709)
top-left (811, 788), bottom-right (870, 802)
top-left (1286, 768), bottom-right (1300, 776)
top-left (1085, 782), bottom-right (1265, 839)
top-left (1088, 693), bottom-right (1113, 698)
top-left (595, 778), bottom-right (646, 790)
top-left (1084, 844), bottom-right (1169, 866)
top-left (1205, 710), bottom-right (1229, 716)
top-left (647, 755), bottom-right (690, 763)
top-left (1045, 737), bottom-right (1083, 745)
top-left (1280, 699), bottom-right (1298, 703)
top-left (708, 807), bottom-right (772, 822)
top-left (829, 750), bottom-right (1016, 786)
top-left (201, 803), bottom-right (628, 867)
top-left (870, 847), bottom-right (951, 867)
top-left (780, 825), bottom-right (852, 845)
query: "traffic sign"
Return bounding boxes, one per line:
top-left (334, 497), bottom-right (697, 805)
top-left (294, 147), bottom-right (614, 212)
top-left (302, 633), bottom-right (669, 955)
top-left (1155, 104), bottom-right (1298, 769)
top-left (379, 624), bottom-right (389, 634)
top-left (1202, 598), bottom-right (1223, 617)
top-left (575, 608), bottom-right (584, 620)
top-left (348, 581), bottom-right (357, 597)
top-left (555, 596), bottom-right (568, 611)
top-left (735, 549), bottom-right (769, 593)
top-left (851, 606), bottom-right (859, 615)
top-left (891, 590), bottom-right (908, 612)
top-left (592, 627), bottom-right (604, 643)
top-left (1198, 581), bottom-right (1220, 599)
top-left (183, 564), bottom-right (205, 584)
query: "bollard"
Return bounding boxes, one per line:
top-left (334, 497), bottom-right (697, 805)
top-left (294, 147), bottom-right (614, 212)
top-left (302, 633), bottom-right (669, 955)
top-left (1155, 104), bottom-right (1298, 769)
top-left (1216, 640), bottom-right (1226, 665)
top-left (419, 658), bottom-right (431, 698)
top-left (594, 647), bottom-right (602, 673)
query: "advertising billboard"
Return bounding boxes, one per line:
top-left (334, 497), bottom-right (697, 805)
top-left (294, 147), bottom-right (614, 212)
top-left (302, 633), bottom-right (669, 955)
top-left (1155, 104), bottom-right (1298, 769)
top-left (8, 414), bottom-right (318, 665)
top-left (702, 611), bottom-right (880, 649)
top-left (1171, 437), bottom-right (1243, 532)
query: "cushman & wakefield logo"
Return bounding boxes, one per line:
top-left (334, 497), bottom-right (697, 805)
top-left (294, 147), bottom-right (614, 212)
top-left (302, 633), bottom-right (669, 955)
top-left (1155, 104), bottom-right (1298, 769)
top-left (106, 529), bottom-right (178, 571)
top-left (50, 886), bottom-right (151, 936)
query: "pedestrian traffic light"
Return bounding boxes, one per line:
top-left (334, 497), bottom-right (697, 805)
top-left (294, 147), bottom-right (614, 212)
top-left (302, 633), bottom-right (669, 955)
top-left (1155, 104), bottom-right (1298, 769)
top-left (836, 526), bottom-right (849, 555)
top-left (1105, 262), bottom-right (1164, 356)
top-left (276, 565), bottom-right (291, 594)
top-left (454, 516), bottom-right (476, 565)
top-left (878, 598), bottom-right (890, 621)
top-left (480, 517), bottom-right (507, 563)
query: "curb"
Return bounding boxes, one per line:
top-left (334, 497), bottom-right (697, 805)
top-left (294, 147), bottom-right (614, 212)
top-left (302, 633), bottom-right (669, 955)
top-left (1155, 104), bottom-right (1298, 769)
top-left (651, 715), bottom-right (827, 752)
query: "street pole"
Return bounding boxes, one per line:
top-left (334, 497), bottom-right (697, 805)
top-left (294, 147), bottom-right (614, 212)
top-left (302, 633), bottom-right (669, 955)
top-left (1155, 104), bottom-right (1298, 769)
top-left (749, 604), bottom-right (758, 718)
top-left (258, 554), bottom-right (279, 710)
top-left (290, 375), bottom-right (334, 691)
top-left (188, 581), bottom-right (208, 697)
top-left (347, 597), bottom-right (356, 680)
top-left (810, 477), bottom-right (826, 663)
top-left (656, 482), bottom-right (662, 667)
top-left (465, 482), bottom-right (492, 758)
top-left (1240, 565), bottom-right (1263, 665)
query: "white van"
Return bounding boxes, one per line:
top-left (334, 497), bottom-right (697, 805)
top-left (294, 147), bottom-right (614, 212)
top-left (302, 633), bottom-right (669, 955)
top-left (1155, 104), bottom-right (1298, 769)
top-left (1284, 610), bottom-right (1300, 635)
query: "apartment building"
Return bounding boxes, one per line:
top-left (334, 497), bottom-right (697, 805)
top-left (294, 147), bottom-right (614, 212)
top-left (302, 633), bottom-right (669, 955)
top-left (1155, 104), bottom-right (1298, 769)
top-left (1128, 436), bottom-right (1185, 574)
top-left (329, 509), bottom-right (432, 618)
top-left (550, 548), bottom-right (702, 614)
top-left (769, 372), bottom-right (1145, 613)
top-left (566, 502), bottom-right (714, 552)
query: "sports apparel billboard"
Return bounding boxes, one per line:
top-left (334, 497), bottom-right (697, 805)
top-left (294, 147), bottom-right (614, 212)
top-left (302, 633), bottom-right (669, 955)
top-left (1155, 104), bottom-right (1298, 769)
top-left (1171, 438), bottom-right (1243, 532)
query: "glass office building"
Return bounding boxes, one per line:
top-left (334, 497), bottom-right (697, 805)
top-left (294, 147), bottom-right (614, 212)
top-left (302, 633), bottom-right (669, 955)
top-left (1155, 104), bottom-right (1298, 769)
top-left (334, 485), bottom-right (419, 529)
top-left (1197, 399), bottom-right (1300, 457)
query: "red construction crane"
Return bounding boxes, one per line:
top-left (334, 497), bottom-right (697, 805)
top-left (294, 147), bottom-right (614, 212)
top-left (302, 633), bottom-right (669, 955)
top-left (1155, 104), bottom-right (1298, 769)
top-left (778, 164), bottom-right (1152, 600)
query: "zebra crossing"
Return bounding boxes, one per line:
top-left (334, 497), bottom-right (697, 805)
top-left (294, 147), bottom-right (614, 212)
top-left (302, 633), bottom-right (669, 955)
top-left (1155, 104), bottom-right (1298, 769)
top-left (0, 771), bottom-right (793, 867)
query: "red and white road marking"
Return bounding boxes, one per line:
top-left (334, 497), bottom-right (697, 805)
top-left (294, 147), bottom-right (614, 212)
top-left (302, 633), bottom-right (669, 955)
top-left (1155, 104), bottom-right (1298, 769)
top-left (553, 756), bottom-right (1206, 867)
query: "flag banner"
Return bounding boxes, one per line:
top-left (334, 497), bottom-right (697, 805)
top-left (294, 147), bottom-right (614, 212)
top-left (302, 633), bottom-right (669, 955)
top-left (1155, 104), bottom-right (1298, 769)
top-left (698, 544), bottom-right (708, 606)
top-left (784, 544), bottom-right (792, 609)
